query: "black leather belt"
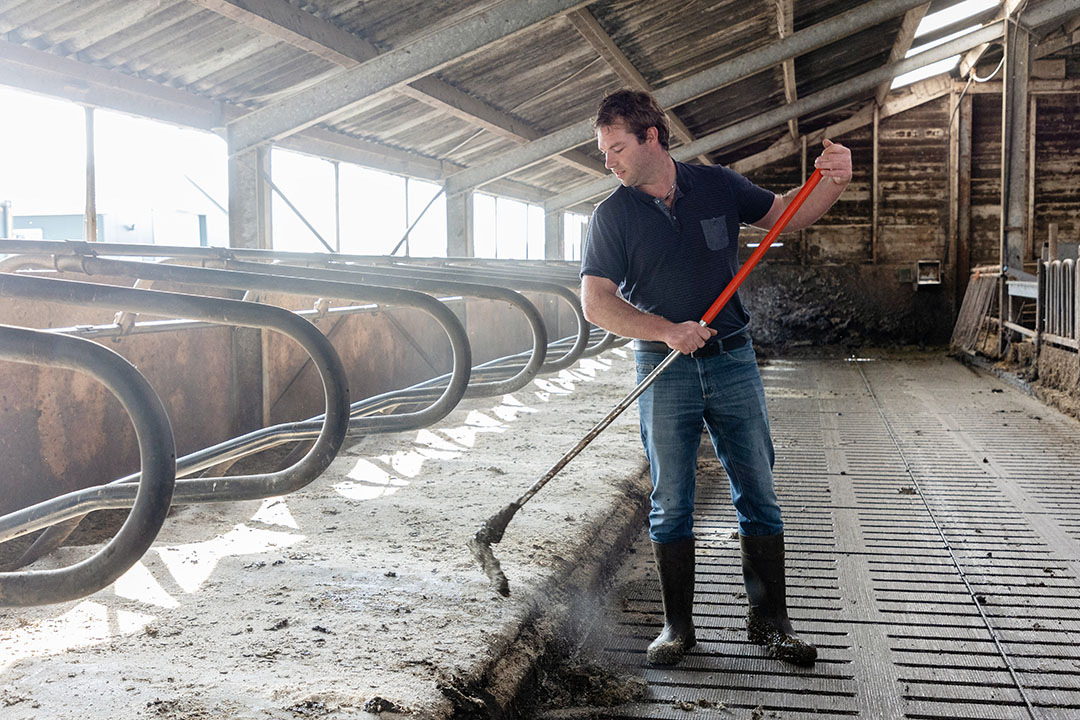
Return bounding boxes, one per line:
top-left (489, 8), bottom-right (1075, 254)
top-left (633, 333), bottom-right (748, 357)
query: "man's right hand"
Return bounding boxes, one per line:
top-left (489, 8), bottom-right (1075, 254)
top-left (663, 321), bottom-right (717, 354)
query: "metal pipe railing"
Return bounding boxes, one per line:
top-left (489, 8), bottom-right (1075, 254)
top-left (0, 324), bottom-right (176, 606)
top-left (364, 258), bottom-right (623, 356)
top-left (214, 258), bottom-right (548, 398)
top-left (340, 260), bottom-right (621, 356)
top-left (0, 240), bottom-right (583, 285)
top-left (1043, 259), bottom-right (1075, 340)
top-left (0, 242), bottom-right (629, 589)
top-left (322, 261), bottom-right (593, 371)
top-left (0, 272), bottom-right (350, 507)
top-left (48, 254), bottom-right (471, 434)
top-left (0, 239), bottom-right (621, 356)
top-left (0, 272), bottom-right (353, 583)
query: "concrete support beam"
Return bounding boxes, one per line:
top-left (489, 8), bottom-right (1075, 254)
top-left (545, 0), bottom-right (1079, 212)
top-left (228, 146), bottom-right (272, 249)
top-left (446, 191), bottom-right (474, 258)
top-left (84, 107), bottom-right (98, 244)
top-left (1, 201), bottom-right (12, 239)
top-left (443, 0), bottom-right (932, 196)
top-left (226, 0), bottom-right (590, 154)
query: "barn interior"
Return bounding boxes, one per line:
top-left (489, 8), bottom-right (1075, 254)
top-left (3, 1), bottom-right (1080, 718)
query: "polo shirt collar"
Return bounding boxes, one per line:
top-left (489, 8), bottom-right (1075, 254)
top-left (625, 159), bottom-right (694, 207)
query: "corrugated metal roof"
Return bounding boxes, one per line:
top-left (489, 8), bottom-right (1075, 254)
top-left (1, 0), bottom-right (1077, 206)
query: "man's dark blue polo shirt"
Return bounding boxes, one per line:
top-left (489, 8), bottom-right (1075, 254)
top-left (580, 161), bottom-right (775, 340)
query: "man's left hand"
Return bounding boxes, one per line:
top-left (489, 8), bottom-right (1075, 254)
top-left (814, 139), bottom-right (852, 186)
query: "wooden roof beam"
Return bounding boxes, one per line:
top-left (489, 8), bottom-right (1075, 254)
top-left (190, 0), bottom-right (605, 177)
top-left (773, 0), bottom-right (799, 142)
top-left (875, 3), bottom-right (931, 106)
top-left (959, 0), bottom-right (1027, 77)
top-left (224, 0), bottom-right (592, 154)
top-left (443, 0), bottom-right (933, 196)
top-left (565, 7), bottom-right (712, 164)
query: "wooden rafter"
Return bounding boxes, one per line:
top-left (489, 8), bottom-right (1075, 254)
top-left (875, 3), bottom-right (931, 106)
top-left (188, 0), bottom-right (606, 176)
top-left (730, 74), bottom-right (955, 175)
top-left (773, 0), bottom-right (799, 141)
top-left (565, 7), bottom-right (713, 164)
top-left (959, 0), bottom-right (1027, 77)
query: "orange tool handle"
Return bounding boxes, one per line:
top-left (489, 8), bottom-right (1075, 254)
top-left (700, 168), bottom-right (823, 326)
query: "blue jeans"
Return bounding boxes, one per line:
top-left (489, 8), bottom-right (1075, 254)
top-left (635, 337), bottom-right (782, 543)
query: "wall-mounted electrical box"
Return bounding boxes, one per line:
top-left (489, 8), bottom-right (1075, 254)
top-left (915, 260), bottom-right (941, 288)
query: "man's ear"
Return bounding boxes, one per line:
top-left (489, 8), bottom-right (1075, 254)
top-left (645, 126), bottom-right (658, 145)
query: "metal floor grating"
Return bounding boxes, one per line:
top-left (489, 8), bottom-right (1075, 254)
top-left (584, 352), bottom-right (1080, 720)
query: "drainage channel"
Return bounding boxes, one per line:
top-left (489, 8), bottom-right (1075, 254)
top-left (521, 352), bottom-right (1080, 719)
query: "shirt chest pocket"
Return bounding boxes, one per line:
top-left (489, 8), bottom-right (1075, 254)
top-left (700, 216), bottom-right (729, 251)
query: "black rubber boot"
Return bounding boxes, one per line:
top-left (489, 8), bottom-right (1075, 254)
top-left (740, 533), bottom-right (817, 666)
top-left (647, 536), bottom-right (696, 665)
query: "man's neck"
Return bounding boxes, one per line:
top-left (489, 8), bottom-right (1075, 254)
top-left (635, 157), bottom-right (677, 201)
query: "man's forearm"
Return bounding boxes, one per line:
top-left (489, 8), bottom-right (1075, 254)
top-left (785, 177), bottom-right (849, 231)
top-left (583, 288), bottom-right (671, 341)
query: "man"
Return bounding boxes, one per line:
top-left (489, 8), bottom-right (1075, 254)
top-left (580, 90), bottom-right (851, 667)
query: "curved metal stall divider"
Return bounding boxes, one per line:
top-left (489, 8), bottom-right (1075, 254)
top-left (0, 270), bottom-right (355, 605)
top-left (0, 241), bottom-right (631, 601)
top-left (0, 325), bottom-right (176, 607)
top-left (208, 258), bottom-right (549, 399)
top-left (46, 254), bottom-right (472, 435)
top-left (0, 241), bottom-right (621, 359)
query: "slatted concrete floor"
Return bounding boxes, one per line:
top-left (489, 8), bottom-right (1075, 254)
top-left (587, 351), bottom-right (1080, 720)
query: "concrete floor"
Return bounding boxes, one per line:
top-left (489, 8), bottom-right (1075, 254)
top-left (3, 348), bottom-right (1080, 720)
top-left (0, 347), bottom-right (649, 719)
top-left (569, 349), bottom-right (1080, 720)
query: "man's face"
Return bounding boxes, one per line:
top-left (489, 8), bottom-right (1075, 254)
top-left (597, 122), bottom-right (651, 187)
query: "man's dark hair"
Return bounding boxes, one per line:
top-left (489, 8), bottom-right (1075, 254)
top-left (594, 89), bottom-right (670, 150)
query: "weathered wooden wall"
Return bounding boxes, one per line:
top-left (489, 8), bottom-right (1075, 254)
top-left (1034, 93), bottom-right (1080, 249)
top-left (737, 96), bottom-right (957, 346)
top-left (970, 92), bottom-right (1003, 267)
top-left (732, 83), bottom-right (1080, 349)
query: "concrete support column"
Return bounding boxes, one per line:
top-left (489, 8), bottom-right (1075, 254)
top-left (1, 200), bottom-right (12, 239)
top-left (957, 92), bottom-right (973, 306)
top-left (1000, 21), bottom-right (1030, 277)
top-left (446, 191), bottom-right (473, 257)
top-left (544, 210), bottom-right (564, 260)
top-left (871, 103), bottom-right (879, 264)
top-left (228, 145), bottom-right (272, 250)
top-left (84, 106), bottom-right (97, 243)
top-left (226, 144), bottom-right (270, 434)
